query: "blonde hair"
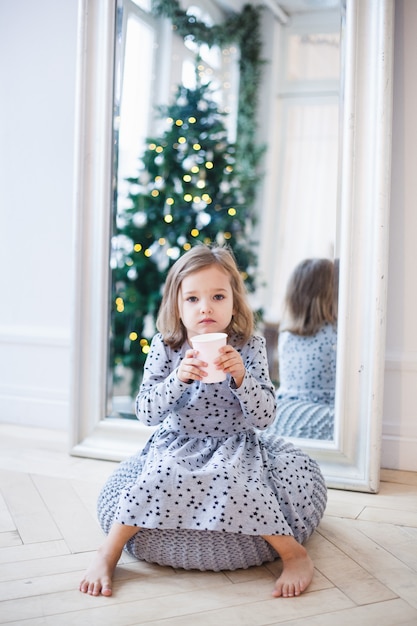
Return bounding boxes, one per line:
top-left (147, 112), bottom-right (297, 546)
top-left (282, 258), bottom-right (338, 336)
top-left (156, 244), bottom-right (254, 348)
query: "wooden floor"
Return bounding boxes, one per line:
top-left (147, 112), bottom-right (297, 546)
top-left (0, 425), bottom-right (417, 625)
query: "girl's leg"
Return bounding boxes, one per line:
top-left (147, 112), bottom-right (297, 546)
top-left (262, 534), bottom-right (314, 598)
top-left (79, 523), bottom-right (139, 597)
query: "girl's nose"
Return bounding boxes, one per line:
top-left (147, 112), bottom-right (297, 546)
top-left (200, 300), bottom-right (212, 313)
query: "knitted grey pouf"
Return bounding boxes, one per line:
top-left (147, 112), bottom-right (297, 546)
top-left (97, 452), bottom-right (279, 572)
top-left (273, 399), bottom-right (335, 440)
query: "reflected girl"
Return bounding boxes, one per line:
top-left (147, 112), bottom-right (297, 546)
top-left (268, 258), bottom-right (338, 440)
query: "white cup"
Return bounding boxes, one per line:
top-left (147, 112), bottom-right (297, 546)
top-left (191, 332), bottom-right (228, 383)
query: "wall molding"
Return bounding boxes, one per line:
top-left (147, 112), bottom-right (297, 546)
top-left (0, 326), bottom-right (70, 347)
top-left (385, 350), bottom-right (417, 371)
top-left (382, 350), bottom-right (417, 471)
top-left (0, 383), bottom-right (68, 402)
top-left (0, 383), bottom-right (69, 431)
top-left (381, 434), bottom-right (417, 472)
top-left (0, 327), bottom-right (71, 430)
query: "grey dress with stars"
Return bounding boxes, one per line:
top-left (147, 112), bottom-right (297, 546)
top-left (269, 323), bottom-right (337, 440)
top-left (113, 332), bottom-right (327, 545)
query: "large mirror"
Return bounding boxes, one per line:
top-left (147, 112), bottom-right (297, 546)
top-left (109, 0), bottom-right (341, 419)
top-left (70, 0), bottom-right (394, 492)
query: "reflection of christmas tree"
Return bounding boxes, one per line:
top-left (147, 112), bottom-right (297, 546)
top-left (111, 78), bottom-right (259, 392)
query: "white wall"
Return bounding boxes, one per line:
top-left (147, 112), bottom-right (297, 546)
top-left (382, 0), bottom-right (417, 471)
top-left (0, 0), bottom-right (416, 471)
top-left (0, 0), bottom-right (78, 429)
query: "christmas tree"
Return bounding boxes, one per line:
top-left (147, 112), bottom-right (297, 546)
top-left (111, 77), bottom-right (259, 392)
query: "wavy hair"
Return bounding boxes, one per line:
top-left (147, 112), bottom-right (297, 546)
top-left (282, 258), bottom-right (338, 336)
top-left (156, 244), bottom-right (254, 348)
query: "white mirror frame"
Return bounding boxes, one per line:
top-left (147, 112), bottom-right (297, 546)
top-left (70, 0), bottom-right (394, 492)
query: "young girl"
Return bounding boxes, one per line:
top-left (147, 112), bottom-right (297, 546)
top-left (80, 245), bottom-right (327, 598)
top-left (270, 258), bottom-right (338, 440)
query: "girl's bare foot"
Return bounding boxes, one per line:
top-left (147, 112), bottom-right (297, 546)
top-left (79, 522), bottom-right (139, 597)
top-left (272, 546), bottom-right (314, 597)
top-left (262, 534), bottom-right (314, 598)
top-left (79, 546), bottom-right (119, 596)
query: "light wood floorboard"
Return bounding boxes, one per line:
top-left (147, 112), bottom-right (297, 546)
top-left (0, 424), bottom-right (416, 626)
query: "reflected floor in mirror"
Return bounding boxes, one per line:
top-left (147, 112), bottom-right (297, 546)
top-left (1, 424), bottom-right (417, 626)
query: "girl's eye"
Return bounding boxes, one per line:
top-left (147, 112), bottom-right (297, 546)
top-left (213, 294), bottom-right (225, 301)
top-left (187, 296), bottom-right (198, 303)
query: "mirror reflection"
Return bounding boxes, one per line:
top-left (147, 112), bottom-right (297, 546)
top-left (108, 0), bottom-right (342, 444)
top-left (268, 257), bottom-right (338, 441)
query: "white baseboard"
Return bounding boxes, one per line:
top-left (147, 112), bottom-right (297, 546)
top-left (381, 350), bottom-right (417, 471)
top-left (0, 387), bottom-right (69, 430)
top-left (0, 382), bottom-right (69, 429)
top-left (0, 325), bottom-right (71, 430)
top-left (381, 434), bottom-right (417, 472)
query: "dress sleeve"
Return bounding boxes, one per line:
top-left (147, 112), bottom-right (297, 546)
top-left (134, 334), bottom-right (190, 426)
top-left (231, 335), bottom-right (277, 430)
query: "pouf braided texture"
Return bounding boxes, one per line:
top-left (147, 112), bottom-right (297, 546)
top-left (274, 399), bottom-right (334, 440)
top-left (97, 452), bottom-right (279, 572)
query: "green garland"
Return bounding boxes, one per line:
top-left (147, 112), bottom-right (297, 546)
top-left (152, 0), bottom-right (265, 208)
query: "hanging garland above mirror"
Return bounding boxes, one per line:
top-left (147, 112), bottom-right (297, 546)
top-left (152, 0), bottom-right (265, 209)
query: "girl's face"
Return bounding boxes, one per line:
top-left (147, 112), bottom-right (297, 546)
top-left (178, 264), bottom-right (234, 340)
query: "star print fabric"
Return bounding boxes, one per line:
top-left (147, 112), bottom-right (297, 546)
top-left (277, 323), bottom-right (337, 405)
top-left (115, 333), bottom-right (326, 541)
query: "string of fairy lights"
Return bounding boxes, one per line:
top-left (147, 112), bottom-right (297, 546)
top-left (112, 1), bottom-right (264, 385)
